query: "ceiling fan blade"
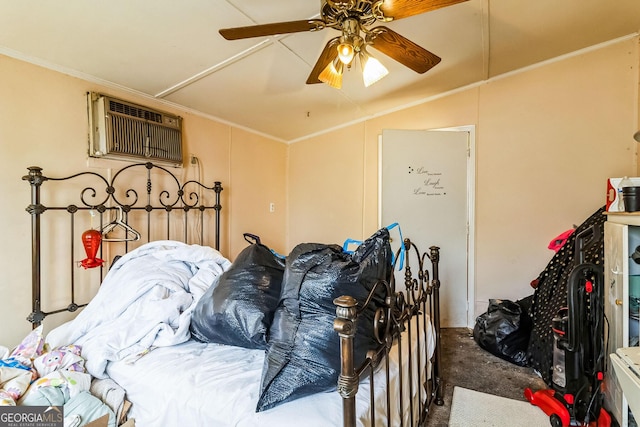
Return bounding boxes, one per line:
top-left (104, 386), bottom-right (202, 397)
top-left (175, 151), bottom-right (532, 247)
top-left (306, 37), bottom-right (340, 84)
top-left (369, 27), bottom-right (441, 74)
top-left (220, 19), bottom-right (325, 40)
top-left (377, 0), bottom-right (469, 21)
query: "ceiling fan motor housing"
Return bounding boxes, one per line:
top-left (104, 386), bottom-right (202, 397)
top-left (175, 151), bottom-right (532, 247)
top-left (321, 0), bottom-right (378, 27)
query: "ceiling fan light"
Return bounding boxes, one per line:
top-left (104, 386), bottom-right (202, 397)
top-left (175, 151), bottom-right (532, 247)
top-left (319, 60), bottom-right (343, 89)
top-left (337, 42), bottom-right (355, 65)
top-left (361, 52), bottom-right (389, 87)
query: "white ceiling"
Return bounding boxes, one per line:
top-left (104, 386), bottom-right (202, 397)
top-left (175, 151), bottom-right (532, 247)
top-left (1, 1), bottom-right (639, 142)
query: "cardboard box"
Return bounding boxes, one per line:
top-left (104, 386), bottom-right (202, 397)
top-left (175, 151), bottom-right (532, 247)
top-left (85, 414), bottom-right (110, 427)
top-left (606, 177), bottom-right (640, 212)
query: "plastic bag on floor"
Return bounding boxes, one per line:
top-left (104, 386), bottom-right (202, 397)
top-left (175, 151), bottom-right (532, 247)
top-left (473, 297), bottom-right (532, 366)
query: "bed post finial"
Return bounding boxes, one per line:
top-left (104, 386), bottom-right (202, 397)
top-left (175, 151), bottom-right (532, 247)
top-left (23, 166), bottom-right (46, 186)
top-left (334, 295), bottom-right (358, 427)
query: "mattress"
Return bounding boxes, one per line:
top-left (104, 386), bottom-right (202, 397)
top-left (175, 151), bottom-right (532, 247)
top-left (105, 315), bottom-right (434, 427)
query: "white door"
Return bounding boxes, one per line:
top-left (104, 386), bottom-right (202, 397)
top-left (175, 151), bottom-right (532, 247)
top-left (380, 128), bottom-right (471, 327)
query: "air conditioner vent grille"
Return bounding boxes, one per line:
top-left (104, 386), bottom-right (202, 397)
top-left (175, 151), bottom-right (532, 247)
top-left (109, 99), bottom-right (163, 124)
top-left (109, 115), bottom-right (182, 162)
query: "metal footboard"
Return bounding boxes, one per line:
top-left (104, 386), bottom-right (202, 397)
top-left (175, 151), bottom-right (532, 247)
top-left (334, 239), bottom-right (443, 427)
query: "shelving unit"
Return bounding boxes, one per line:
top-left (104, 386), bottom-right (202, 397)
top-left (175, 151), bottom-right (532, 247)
top-left (603, 212), bottom-right (640, 427)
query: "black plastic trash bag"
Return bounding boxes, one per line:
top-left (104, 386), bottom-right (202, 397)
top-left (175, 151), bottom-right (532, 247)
top-left (190, 237), bottom-right (285, 350)
top-left (256, 227), bottom-right (392, 412)
top-left (473, 297), bottom-right (533, 366)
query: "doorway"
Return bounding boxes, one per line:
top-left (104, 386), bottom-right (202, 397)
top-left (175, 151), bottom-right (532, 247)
top-left (379, 127), bottom-right (475, 327)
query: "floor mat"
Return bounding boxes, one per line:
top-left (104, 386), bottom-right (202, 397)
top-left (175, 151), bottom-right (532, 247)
top-left (448, 386), bottom-right (549, 426)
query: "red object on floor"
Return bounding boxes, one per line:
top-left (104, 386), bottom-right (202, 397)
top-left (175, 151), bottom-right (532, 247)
top-left (80, 229), bottom-right (105, 269)
top-left (595, 408), bottom-right (612, 427)
top-left (524, 388), bottom-right (612, 427)
top-left (524, 388), bottom-right (570, 426)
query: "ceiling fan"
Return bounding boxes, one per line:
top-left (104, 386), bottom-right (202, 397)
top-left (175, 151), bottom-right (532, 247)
top-left (219, 0), bottom-right (469, 89)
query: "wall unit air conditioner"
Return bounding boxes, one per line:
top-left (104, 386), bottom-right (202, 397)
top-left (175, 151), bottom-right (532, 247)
top-left (88, 92), bottom-right (183, 166)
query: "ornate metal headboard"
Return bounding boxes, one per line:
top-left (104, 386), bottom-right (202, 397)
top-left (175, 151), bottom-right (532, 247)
top-left (23, 162), bottom-right (223, 326)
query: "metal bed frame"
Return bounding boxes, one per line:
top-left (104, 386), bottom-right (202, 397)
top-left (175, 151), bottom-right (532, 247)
top-left (23, 162), bottom-right (443, 427)
top-left (23, 162), bottom-right (222, 326)
top-left (335, 240), bottom-right (443, 427)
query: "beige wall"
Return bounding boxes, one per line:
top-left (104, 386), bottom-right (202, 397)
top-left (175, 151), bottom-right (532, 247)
top-left (228, 128), bottom-right (288, 257)
top-left (289, 37), bottom-right (639, 322)
top-left (288, 124), bottom-right (366, 246)
top-left (0, 54), bottom-right (287, 347)
top-left (474, 40), bottom-right (637, 314)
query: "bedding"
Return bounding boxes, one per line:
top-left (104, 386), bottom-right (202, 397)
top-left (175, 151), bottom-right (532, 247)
top-left (0, 327), bottom-right (120, 427)
top-left (103, 315), bottom-right (434, 427)
top-left (37, 305), bottom-right (434, 427)
top-left (56, 240), bottom-right (232, 378)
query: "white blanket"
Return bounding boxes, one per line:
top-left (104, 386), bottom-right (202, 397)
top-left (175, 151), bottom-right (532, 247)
top-left (104, 314), bottom-right (435, 427)
top-left (60, 240), bottom-right (231, 378)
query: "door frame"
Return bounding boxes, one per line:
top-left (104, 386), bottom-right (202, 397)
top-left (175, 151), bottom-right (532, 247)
top-left (378, 125), bottom-right (476, 328)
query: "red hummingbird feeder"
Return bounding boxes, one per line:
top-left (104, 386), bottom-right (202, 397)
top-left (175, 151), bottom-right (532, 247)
top-left (80, 229), bottom-right (105, 269)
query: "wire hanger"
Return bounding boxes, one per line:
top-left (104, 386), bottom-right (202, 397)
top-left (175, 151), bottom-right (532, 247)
top-left (101, 206), bottom-right (141, 242)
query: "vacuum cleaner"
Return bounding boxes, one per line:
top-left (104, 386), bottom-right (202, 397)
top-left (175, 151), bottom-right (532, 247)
top-left (525, 226), bottom-right (613, 427)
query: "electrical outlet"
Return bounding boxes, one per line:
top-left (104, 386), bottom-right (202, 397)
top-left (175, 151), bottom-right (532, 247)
top-left (269, 202), bottom-right (275, 213)
top-left (190, 154), bottom-right (197, 165)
